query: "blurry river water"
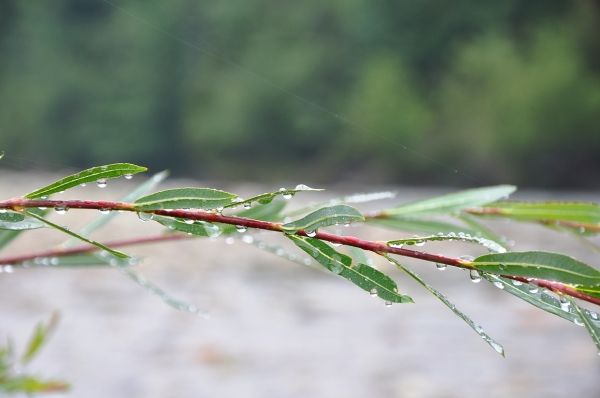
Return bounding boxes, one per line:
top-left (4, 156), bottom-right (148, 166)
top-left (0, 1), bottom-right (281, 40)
top-left (1, 171), bottom-right (599, 397)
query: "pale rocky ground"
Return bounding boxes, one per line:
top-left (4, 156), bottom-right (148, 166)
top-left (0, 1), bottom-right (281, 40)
top-left (1, 170), bottom-right (600, 398)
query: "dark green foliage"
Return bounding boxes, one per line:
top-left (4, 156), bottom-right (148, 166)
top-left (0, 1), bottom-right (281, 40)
top-left (0, 1), bottom-right (599, 186)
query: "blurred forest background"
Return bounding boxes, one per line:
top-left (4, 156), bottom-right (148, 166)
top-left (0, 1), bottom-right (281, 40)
top-left (0, 0), bottom-right (599, 188)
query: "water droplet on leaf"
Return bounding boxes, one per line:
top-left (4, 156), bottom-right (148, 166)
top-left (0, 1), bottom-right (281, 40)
top-left (370, 288), bottom-right (378, 297)
top-left (137, 212), bottom-right (153, 222)
top-left (436, 263), bottom-right (447, 270)
top-left (99, 208), bottom-right (110, 215)
top-left (96, 179), bottom-right (107, 188)
top-left (306, 230), bottom-right (317, 237)
top-left (528, 284), bottom-right (539, 293)
top-left (124, 174), bottom-right (133, 179)
top-left (55, 207), bottom-right (67, 215)
top-left (236, 225), bottom-right (247, 233)
top-left (470, 270), bottom-right (482, 283)
top-left (384, 301), bottom-right (392, 307)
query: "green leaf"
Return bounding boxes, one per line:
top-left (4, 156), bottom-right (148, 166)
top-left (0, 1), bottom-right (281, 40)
top-left (455, 213), bottom-right (506, 243)
top-left (225, 184), bottom-right (322, 208)
top-left (60, 170), bottom-right (170, 248)
top-left (0, 209), bottom-right (48, 250)
top-left (570, 300), bottom-right (600, 353)
top-left (221, 201), bottom-right (286, 234)
top-left (387, 233), bottom-right (506, 253)
top-left (288, 235), bottom-right (412, 303)
top-left (383, 185), bottom-right (516, 217)
top-left (282, 190), bottom-right (396, 218)
top-left (133, 188), bottom-right (237, 211)
top-left (282, 204), bottom-right (364, 233)
top-left (481, 274), bottom-right (581, 324)
top-left (23, 211), bottom-right (129, 258)
top-left (573, 285), bottom-right (600, 300)
top-left (21, 312), bottom-right (59, 364)
top-left (152, 215), bottom-right (222, 237)
top-left (367, 216), bottom-right (479, 236)
top-left (473, 251), bottom-right (600, 285)
top-left (386, 255), bottom-right (505, 356)
top-left (0, 211), bottom-right (46, 231)
top-left (24, 163), bottom-right (147, 199)
top-left (478, 201), bottom-right (600, 224)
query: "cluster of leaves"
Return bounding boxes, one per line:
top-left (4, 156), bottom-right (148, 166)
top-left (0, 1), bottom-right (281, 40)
top-left (0, 312), bottom-right (69, 395)
top-left (2, 164), bottom-right (600, 359)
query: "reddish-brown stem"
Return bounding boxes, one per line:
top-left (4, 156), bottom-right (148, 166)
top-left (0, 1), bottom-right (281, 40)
top-left (1, 197), bottom-right (599, 307)
top-left (0, 234), bottom-right (191, 266)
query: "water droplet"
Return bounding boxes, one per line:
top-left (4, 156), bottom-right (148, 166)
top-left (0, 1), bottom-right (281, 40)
top-left (304, 258), bottom-right (312, 265)
top-left (55, 207), bottom-right (67, 215)
top-left (96, 178), bottom-right (107, 188)
top-left (243, 202), bottom-right (251, 209)
top-left (436, 263), bottom-right (447, 271)
top-left (493, 281), bottom-right (504, 289)
top-left (559, 297), bottom-right (570, 312)
top-left (590, 311), bottom-right (599, 320)
top-left (384, 301), bottom-right (393, 307)
top-left (331, 242), bottom-right (342, 247)
top-left (389, 243), bottom-right (404, 249)
top-left (137, 212), bottom-right (153, 222)
top-left (225, 237), bottom-right (235, 245)
top-left (415, 240), bottom-right (425, 247)
top-left (184, 219), bottom-right (194, 224)
top-left (470, 270), bottom-right (482, 283)
top-left (475, 324), bottom-right (484, 334)
top-left (50, 257), bottom-right (59, 265)
top-left (0, 209), bottom-right (6, 213)
top-left (283, 192), bottom-right (293, 199)
top-left (574, 318), bottom-right (585, 326)
top-left (236, 225), bottom-right (247, 233)
top-left (124, 173), bottom-right (133, 179)
top-left (344, 222), bottom-right (350, 227)
top-left (41, 196), bottom-right (48, 200)
top-left (490, 341), bottom-right (504, 354)
top-left (99, 208), bottom-right (110, 215)
top-left (528, 284), bottom-right (539, 293)
top-left (511, 280), bottom-right (523, 286)
top-left (216, 206), bottom-right (224, 214)
top-left (459, 255), bottom-right (475, 262)
top-left (370, 288), bottom-right (378, 297)
top-left (306, 230), bottom-right (317, 237)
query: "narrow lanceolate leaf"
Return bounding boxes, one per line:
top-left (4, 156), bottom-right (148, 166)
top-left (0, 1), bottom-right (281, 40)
top-left (477, 201), bottom-right (600, 224)
top-left (367, 217), bottom-right (479, 236)
top-left (0, 211), bottom-right (46, 230)
top-left (383, 185), bottom-right (516, 217)
top-left (282, 205), bottom-right (364, 233)
top-left (60, 170), bottom-right (170, 248)
top-left (21, 312), bottom-right (59, 364)
top-left (24, 163), bottom-right (147, 199)
top-left (473, 251), bottom-right (600, 286)
top-left (455, 213), bottom-right (505, 243)
top-left (23, 211), bottom-right (129, 258)
top-left (481, 274), bottom-right (581, 324)
top-left (282, 191), bottom-right (396, 218)
top-left (0, 209), bottom-right (48, 250)
top-left (224, 184), bottom-right (322, 208)
top-left (288, 235), bottom-right (412, 303)
top-left (221, 201), bottom-right (286, 234)
top-left (133, 188), bottom-right (236, 211)
top-left (387, 233), bottom-right (506, 253)
top-left (574, 285), bottom-right (600, 300)
top-left (152, 215), bottom-right (222, 237)
top-left (386, 255), bottom-right (504, 357)
top-left (570, 300), bottom-right (600, 353)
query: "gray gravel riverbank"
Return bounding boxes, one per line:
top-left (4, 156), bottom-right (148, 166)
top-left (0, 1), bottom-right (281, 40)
top-left (1, 171), bottom-right (599, 397)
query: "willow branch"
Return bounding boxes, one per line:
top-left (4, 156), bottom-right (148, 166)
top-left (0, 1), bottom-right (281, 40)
top-left (2, 197), bottom-right (600, 307)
